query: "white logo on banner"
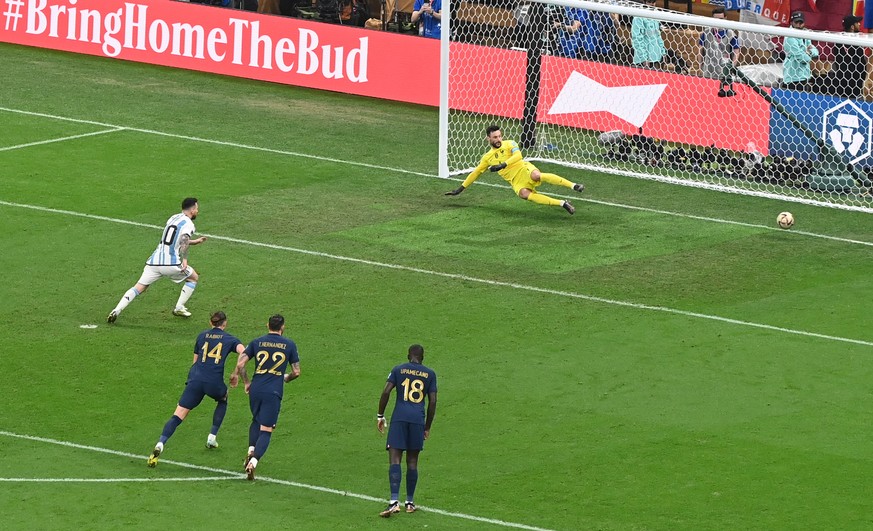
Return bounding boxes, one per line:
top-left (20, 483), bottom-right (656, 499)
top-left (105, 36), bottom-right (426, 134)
top-left (548, 71), bottom-right (666, 128)
top-left (822, 100), bottom-right (872, 164)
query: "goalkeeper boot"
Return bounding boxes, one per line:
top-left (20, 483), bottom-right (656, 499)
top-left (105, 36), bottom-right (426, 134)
top-left (573, 183), bottom-right (585, 193)
top-left (147, 443), bottom-right (163, 468)
top-left (379, 501), bottom-right (401, 518)
top-left (562, 200), bottom-right (576, 215)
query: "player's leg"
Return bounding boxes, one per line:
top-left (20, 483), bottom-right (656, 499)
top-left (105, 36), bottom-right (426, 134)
top-left (172, 269), bottom-right (199, 317)
top-left (405, 451), bottom-right (421, 513)
top-left (245, 394), bottom-right (261, 470)
top-left (148, 398), bottom-right (194, 467)
top-left (518, 187), bottom-right (573, 213)
top-left (512, 172), bottom-right (570, 211)
top-left (246, 394), bottom-right (280, 480)
top-left (403, 423), bottom-right (425, 512)
top-left (532, 168), bottom-right (584, 192)
top-left (108, 266), bottom-right (156, 323)
top-left (380, 423), bottom-right (407, 517)
top-left (206, 386), bottom-right (229, 448)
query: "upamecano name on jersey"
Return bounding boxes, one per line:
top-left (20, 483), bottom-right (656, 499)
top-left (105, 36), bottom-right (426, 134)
top-left (401, 368), bottom-right (430, 378)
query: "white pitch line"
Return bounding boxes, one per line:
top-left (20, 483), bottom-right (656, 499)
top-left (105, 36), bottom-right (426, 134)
top-left (0, 430), bottom-right (555, 531)
top-left (0, 127), bottom-right (125, 152)
top-left (1, 105), bottom-right (871, 247)
top-left (0, 476), bottom-right (238, 483)
top-left (1, 199), bottom-right (872, 348)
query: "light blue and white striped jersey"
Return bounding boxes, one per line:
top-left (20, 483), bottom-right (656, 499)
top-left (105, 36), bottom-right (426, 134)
top-left (146, 213), bottom-right (196, 266)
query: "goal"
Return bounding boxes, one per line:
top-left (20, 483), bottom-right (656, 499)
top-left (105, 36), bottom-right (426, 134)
top-left (439, 0), bottom-right (873, 212)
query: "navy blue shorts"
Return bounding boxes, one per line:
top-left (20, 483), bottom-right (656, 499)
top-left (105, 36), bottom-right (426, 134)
top-left (249, 392), bottom-right (282, 427)
top-left (178, 380), bottom-right (227, 410)
top-left (386, 421), bottom-right (425, 452)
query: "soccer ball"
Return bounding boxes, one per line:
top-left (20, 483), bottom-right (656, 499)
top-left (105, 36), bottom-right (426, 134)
top-left (777, 212), bottom-right (794, 229)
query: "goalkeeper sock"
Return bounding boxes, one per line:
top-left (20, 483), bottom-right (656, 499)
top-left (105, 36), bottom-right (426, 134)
top-left (526, 192), bottom-right (563, 207)
top-left (539, 173), bottom-right (574, 188)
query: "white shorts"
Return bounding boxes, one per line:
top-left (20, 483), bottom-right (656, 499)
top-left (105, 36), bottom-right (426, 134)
top-left (137, 264), bottom-right (193, 286)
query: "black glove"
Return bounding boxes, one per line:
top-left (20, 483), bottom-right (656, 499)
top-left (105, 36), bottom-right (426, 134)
top-left (444, 186), bottom-right (465, 196)
top-left (488, 162), bottom-right (507, 172)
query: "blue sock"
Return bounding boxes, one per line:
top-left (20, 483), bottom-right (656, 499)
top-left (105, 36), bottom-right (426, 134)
top-left (406, 468), bottom-right (418, 503)
top-left (389, 464), bottom-right (402, 502)
top-left (159, 415), bottom-right (183, 444)
top-left (210, 400), bottom-right (227, 436)
top-left (254, 430), bottom-right (272, 459)
top-left (248, 421), bottom-right (260, 447)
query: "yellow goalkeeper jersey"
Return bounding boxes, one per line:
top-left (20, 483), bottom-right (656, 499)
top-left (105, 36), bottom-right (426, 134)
top-left (461, 140), bottom-right (525, 188)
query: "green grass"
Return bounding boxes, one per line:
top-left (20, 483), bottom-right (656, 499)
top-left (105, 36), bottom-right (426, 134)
top-left (2, 41), bottom-right (873, 530)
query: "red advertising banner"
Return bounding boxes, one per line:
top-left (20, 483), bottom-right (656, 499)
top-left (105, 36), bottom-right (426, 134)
top-left (0, 0), bottom-right (440, 106)
top-left (451, 43), bottom-right (772, 153)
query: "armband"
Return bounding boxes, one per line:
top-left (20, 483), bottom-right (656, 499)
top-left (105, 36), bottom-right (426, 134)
top-left (377, 414), bottom-right (385, 419)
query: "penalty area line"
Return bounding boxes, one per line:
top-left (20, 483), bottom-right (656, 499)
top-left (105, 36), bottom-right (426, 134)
top-left (2, 199), bottom-right (873, 348)
top-left (0, 430), bottom-right (557, 531)
top-left (0, 128), bottom-right (125, 152)
top-left (2, 106), bottom-right (871, 246)
top-left (0, 476), bottom-right (239, 483)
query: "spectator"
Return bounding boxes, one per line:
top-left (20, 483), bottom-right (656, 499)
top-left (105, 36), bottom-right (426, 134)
top-left (412, 0), bottom-right (442, 39)
top-left (552, 7), bottom-right (585, 58)
top-left (783, 11), bottom-right (819, 91)
top-left (699, 8), bottom-right (739, 80)
top-left (829, 15), bottom-right (867, 99)
top-left (631, 0), bottom-right (666, 69)
top-left (578, 9), bottom-right (619, 62)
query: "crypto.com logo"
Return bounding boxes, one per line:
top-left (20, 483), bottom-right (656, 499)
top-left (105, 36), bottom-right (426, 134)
top-left (822, 100), bottom-right (873, 164)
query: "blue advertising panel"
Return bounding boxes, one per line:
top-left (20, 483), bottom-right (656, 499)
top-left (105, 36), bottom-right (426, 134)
top-left (769, 89), bottom-right (873, 166)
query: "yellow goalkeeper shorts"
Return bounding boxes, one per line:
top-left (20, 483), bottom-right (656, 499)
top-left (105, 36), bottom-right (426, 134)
top-left (507, 163), bottom-right (541, 196)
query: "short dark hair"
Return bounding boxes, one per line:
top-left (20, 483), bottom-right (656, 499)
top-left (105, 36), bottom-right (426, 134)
top-left (268, 314), bottom-right (285, 332)
top-left (712, 7), bottom-right (725, 15)
top-left (485, 125), bottom-right (501, 136)
top-left (408, 344), bottom-right (425, 361)
top-left (210, 311), bottom-right (227, 327)
top-left (181, 197), bottom-right (198, 210)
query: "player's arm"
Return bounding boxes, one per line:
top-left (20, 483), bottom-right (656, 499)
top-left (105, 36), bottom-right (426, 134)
top-left (445, 160), bottom-right (489, 195)
top-left (190, 235), bottom-right (207, 245)
top-left (502, 148), bottom-right (523, 168)
top-left (229, 344), bottom-right (246, 388)
top-left (424, 391), bottom-right (437, 439)
top-left (283, 362), bottom-right (301, 383)
top-left (376, 381), bottom-right (395, 433)
top-left (191, 353), bottom-right (198, 365)
top-left (233, 351), bottom-right (252, 393)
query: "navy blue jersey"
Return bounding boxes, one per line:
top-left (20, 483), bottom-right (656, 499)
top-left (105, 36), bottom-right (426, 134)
top-left (387, 362), bottom-right (437, 424)
top-left (245, 333), bottom-right (299, 398)
top-left (189, 328), bottom-right (243, 383)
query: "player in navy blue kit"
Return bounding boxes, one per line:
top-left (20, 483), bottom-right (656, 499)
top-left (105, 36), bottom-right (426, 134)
top-left (232, 314), bottom-right (300, 480)
top-left (377, 344), bottom-right (438, 517)
top-left (147, 311), bottom-right (247, 467)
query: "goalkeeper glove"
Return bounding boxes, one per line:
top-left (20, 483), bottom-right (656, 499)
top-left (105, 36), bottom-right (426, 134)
top-left (488, 162), bottom-right (507, 172)
top-left (445, 185), bottom-right (465, 196)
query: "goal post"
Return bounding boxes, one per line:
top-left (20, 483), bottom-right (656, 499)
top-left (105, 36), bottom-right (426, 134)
top-left (439, 0), bottom-right (873, 212)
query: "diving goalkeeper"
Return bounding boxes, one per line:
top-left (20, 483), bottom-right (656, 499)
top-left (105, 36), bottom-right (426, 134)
top-left (445, 125), bottom-right (584, 214)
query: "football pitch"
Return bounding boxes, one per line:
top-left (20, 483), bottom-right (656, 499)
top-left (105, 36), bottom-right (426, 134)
top-left (3, 41), bottom-right (873, 530)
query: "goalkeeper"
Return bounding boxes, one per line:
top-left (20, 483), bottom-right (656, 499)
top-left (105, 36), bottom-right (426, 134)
top-left (445, 125), bottom-right (584, 214)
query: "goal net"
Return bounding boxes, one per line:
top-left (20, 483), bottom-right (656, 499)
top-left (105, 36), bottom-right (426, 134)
top-left (440, 0), bottom-right (873, 212)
